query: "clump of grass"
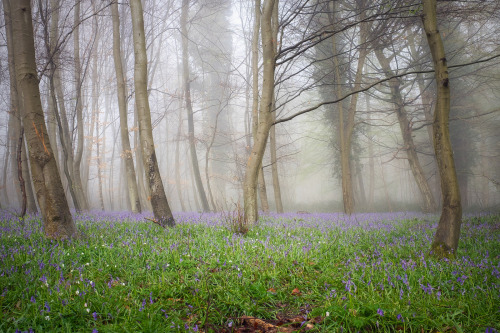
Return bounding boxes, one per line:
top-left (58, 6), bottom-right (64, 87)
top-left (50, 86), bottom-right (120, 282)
top-left (221, 202), bottom-right (250, 235)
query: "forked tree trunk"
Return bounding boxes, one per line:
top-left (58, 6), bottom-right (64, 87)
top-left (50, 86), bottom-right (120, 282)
top-left (130, 0), bottom-right (175, 226)
top-left (11, 0), bottom-right (75, 239)
top-left (422, 0), bottom-right (462, 257)
top-left (250, 0), bottom-right (270, 214)
top-left (181, 0), bottom-right (210, 212)
top-left (375, 49), bottom-right (437, 213)
top-left (111, 0), bottom-right (141, 213)
top-left (244, 0), bottom-right (277, 223)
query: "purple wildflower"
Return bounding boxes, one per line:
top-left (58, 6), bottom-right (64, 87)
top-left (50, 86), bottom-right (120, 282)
top-left (377, 308), bottom-right (384, 316)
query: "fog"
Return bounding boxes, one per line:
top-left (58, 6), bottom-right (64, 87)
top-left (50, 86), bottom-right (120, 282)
top-left (1, 0), bottom-right (499, 215)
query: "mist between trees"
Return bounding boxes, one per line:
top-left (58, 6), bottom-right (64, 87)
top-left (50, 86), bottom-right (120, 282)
top-left (0, 0), bottom-right (499, 250)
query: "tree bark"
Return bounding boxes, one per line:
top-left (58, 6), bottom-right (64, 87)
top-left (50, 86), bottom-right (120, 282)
top-left (3, 0), bottom-right (37, 213)
top-left (11, 0), bottom-right (75, 239)
top-left (72, 0), bottom-right (89, 211)
top-left (181, 0), bottom-right (210, 212)
top-left (130, 0), bottom-right (175, 226)
top-left (270, 98), bottom-right (284, 213)
top-left (375, 49), bottom-right (437, 213)
top-left (244, 0), bottom-right (277, 223)
top-left (422, 0), bottom-right (462, 257)
top-left (111, 0), bottom-right (141, 213)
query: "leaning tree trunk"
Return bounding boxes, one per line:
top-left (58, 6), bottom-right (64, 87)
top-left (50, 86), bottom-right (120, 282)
top-left (111, 0), bottom-right (141, 213)
top-left (130, 0), bottom-right (175, 227)
top-left (375, 49), bottom-right (437, 213)
top-left (11, 0), bottom-right (75, 239)
top-left (422, 0), bottom-right (462, 257)
top-left (244, 0), bottom-right (277, 223)
top-left (181, 0), bottom-right (210, 212)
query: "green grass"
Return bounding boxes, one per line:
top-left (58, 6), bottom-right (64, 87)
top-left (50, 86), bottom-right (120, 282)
top-left (0, 211), bottom-right (498, 332)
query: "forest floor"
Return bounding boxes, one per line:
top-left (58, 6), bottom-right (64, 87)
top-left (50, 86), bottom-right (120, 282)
top-left (0, 210), bottom-right (498, 332)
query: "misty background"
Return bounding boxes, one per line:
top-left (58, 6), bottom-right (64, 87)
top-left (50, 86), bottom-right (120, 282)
top-left (1, 0), bottom-right (499, 214)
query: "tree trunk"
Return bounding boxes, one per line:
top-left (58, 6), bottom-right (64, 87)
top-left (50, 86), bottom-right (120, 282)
top-left (72, 0), bottom-right (89, 211)
top-left (422, 0), bottom-right (462, 257)
top-left (3, 0), bottom-right (37, 213)
top-left (366, 95), bottom-right (375, 210)
top-left (130, 0), bottom-right (175, 226)
top-left (181, 0), bottom-right (210, 212)
top-left (111, 0), bottom-right (141, 213)
top-left (270, 99), bottom-right (284, 213)
top-left (175, 112), bottom-right (186, 212)
top-left (244, 0), bottom-right (277, 223)
top-left (375, 49), bottom-right (437, 213)
top-left (11, 0), bottom-right (75, 239)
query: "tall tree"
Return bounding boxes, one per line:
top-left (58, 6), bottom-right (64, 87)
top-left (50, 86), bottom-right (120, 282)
top-left (2, 0), bottom-right (37, 214)
top-left (422, 0), bottom-right (462, 257)
top-left (72, 0), bottom-right (89, 210)
top-left (180, 0), bottom-right (210, 212)
top-left (111, 0), bottom-right (142, 213)
top-left (244, 0), bottom-right (277, 223)
top-left (130, 0), bottom-right (175, 226)
top-left (375, 48), bottom-right (437, 212)
top-left (11, 0), bottom-right (75, 239)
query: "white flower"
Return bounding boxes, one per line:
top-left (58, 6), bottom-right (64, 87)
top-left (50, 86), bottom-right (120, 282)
top-left (86, 308), bottom-right (90, 313)
top-left (85, 263), bottom-right (90, 266)
top-left (121, 283), bottom-right (125, 286)
top-left (45, 316), bottom-right (50, 321)
top-left (84, 303), bottom-right (87, 307)
top-left (76, 290), bottom-right (80, 295)
top-left (61, 264), bottom-right (64, 267)
top-left (326, 312), bottom-right (330, 317)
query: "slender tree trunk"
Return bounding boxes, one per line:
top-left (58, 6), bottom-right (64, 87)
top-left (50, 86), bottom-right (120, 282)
top-left (422, 0), bottom-right (462, 257)
top-left (375, 49), bottom-right (437, 212)
top-left (73, 0), bottom-right (89, 210)
top-left (366, 95), bottom-right (375, 210)
top-left (2, 129), bottom-right (10, 207)
top-left (269, 1), bottom-right (283, 214)
top-left (250, 0), bottom-right (270, 213)
top-left (270, 99), bottom-right (283, 213)
top-left (111, 0), bottom-right (141, 213)
top-left (244, 0), bottom-right (277, 223)
top-left (11, 0), bottom-right (75, 239)
top-left (175, 112), bottom-right (186, 212)
top-left (22, 134), bottom-right (37, 213)
top-left (130, 0), bottom-right (175, 226)
top-left (181, 0), bottom-right (210, 212)
top-left (16, 128), bottom-right (27, 217)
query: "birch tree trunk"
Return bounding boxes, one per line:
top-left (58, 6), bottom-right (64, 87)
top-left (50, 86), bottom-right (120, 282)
top-left (422, 0), bottom-right (462, 257)
top-left (130, 0), bottom-right (175, 226)
top-left (244, 0), bottom-right (277, 223)
top-left (11, 0), bottom-right (75, 239)
top-left (111, 0), bottom-right (141, 213)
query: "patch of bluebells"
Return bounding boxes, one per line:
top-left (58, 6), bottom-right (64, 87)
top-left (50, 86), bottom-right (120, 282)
top-left (0, 210), bottom-right (498, 332)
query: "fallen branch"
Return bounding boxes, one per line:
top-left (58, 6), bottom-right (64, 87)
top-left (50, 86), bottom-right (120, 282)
top-left (145, 217), bottom-right (165, 228)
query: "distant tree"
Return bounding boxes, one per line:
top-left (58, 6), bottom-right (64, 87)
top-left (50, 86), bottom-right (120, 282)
top-left (11, 0), bottom-right (75, 238)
